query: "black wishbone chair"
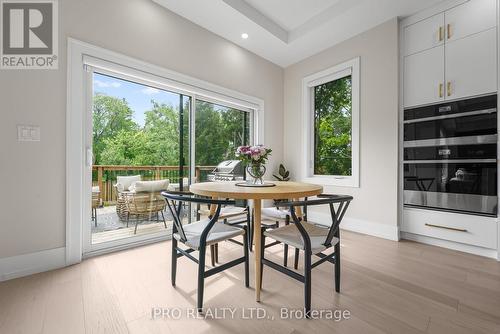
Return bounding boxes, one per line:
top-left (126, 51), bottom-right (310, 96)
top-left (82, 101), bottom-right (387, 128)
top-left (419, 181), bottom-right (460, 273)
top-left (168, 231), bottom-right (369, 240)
top-left (162, 191), bottom-right (250, 312)
top-left (260, 194), bottom-right (353, 318)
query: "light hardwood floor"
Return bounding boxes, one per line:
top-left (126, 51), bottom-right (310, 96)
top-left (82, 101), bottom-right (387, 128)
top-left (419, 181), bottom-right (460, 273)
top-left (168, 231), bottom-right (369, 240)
top-left (1, 231), bottom-right (500, 334)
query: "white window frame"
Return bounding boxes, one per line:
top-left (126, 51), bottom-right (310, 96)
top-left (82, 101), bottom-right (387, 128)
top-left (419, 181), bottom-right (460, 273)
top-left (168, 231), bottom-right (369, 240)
top-left (301, 57), bottom-right (360, 187)
top-left (67, 38), bottom-right (264, 263)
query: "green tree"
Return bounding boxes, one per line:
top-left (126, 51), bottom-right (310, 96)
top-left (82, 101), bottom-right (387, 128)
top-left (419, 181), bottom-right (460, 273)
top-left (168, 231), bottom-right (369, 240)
top-left (93, 94), bottom-right (136, 164)
top-left (93, 94), bottom-right (250, 170)
top-left (314, 76), bottom-right (352, 176)
top-left (221, 108), bottom-right (250, 159)
top-left (142, 101), bottom-right (181, 165)
top-left (195, 101), bottom-right (250, 166)
top-left (100, 130), bottom-right (149, 165)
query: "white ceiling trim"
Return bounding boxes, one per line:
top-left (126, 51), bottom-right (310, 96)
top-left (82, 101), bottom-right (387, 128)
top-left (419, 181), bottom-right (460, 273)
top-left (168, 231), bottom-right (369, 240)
top-left (153, 0), bottom-right (446, 67)
top-left (223, 0), bottom-right (289, 43)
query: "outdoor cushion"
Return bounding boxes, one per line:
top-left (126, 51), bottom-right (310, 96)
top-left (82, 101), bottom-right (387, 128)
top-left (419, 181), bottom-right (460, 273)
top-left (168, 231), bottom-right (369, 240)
top-left (173, 219), bottom-right (245, 250)
top-left (116, 175), bottom-right (141, 192)
top-left (262, 207), bottom-right (290, 220)
top-left (264, 222), bottom-right (338, 254)
top-left (132, 179), bottom-right (169, 193)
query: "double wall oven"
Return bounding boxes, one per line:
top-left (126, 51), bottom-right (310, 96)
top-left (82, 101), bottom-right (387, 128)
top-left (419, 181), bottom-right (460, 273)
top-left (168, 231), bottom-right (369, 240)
top-left (403, 95), bottom-right (498, 216)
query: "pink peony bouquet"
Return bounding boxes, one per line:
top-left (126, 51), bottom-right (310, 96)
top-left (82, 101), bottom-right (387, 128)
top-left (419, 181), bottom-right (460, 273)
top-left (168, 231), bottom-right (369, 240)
top-left (236, 145), bottom-right (272, 165)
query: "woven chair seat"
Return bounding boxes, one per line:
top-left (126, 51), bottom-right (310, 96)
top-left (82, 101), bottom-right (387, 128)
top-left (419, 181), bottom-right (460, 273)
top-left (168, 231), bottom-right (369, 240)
top-left (264, 222), bottom-right (339, 254)
top-left (173, 220), bottom-right (245, 250)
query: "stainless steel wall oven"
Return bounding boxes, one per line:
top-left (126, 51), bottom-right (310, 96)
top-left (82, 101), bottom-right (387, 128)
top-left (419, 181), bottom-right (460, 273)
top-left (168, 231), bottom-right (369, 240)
top-left (403, 95), bottom-right (498, 216)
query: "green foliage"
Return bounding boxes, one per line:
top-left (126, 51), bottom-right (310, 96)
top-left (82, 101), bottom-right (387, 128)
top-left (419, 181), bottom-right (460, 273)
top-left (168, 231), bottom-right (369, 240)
top-left (93, 94), bottom-right (137, 164)
top-left (273, 164), bottom-right (290, 181)
top-left (93, 95), bottom-right (249, 168)
top-left (195, 101), bottom-right (250, 166)
top-left (314, 76), bottom-right (352, 176)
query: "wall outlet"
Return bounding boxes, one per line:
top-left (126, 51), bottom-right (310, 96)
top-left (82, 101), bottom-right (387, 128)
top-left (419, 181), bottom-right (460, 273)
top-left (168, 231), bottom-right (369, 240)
top-left (17, 125), bottom-right (40, 142)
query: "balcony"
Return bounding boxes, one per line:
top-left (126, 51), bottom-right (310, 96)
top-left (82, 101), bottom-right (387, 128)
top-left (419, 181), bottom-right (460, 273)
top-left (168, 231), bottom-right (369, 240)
top-left (91, 165), bottom-right (215, 244)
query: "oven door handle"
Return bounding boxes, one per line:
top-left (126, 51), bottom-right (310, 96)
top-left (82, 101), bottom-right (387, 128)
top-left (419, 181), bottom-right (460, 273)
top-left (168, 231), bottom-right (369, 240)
top-left (403, 159), bottom-right (496, 164)
top-left (404, 135), bottom-right (498, 148)
top-left (403, 108), bottom-right (496, 124)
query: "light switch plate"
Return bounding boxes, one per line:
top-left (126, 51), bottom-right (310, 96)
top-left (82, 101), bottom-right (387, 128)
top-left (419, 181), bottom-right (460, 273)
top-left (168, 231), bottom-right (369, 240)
top-left (17, 125), bottom-right (40, 142)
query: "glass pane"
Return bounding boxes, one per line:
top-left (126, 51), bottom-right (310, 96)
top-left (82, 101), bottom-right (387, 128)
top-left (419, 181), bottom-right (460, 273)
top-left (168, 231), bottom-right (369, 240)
top-left (91, 72), bottom-right (190, 245)
top-left (403, 113), bottom-right (497, 141)
top-left (404, 162), bottom-right (497, 196)
top-left (313, 75), bottom-right (352, 176)
top-left (194, 99), bottom-right (251, 182)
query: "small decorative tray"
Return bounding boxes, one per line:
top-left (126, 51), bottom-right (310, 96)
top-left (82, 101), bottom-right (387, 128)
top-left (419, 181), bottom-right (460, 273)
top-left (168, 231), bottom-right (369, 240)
top-left (235, 182), bottom-right (276, 188)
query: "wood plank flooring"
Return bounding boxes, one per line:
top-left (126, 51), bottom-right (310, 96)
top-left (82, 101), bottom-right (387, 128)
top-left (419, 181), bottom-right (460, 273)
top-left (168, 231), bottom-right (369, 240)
top-left (1, 231), bottom-right (499, 334)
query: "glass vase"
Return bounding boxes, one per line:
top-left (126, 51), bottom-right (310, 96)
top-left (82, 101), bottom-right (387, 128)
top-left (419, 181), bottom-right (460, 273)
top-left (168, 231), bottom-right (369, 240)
top-left (246, 163), bottom-right (266, 185)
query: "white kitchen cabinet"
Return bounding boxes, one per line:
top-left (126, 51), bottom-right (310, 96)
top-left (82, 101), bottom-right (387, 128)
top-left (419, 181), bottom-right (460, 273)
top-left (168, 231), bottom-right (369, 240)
top-left (403, 208), bottom-right (498, 250)
top-left (445, 28), bottom-right (497, 100)
top-left (404, 46), bottom-right (445, 108)
top-left (404, 13), bottom-right (444, 56)
top-left (445, 0), bottom-right (497, 42)
top-left (403, 0), bottom-right (498, 108)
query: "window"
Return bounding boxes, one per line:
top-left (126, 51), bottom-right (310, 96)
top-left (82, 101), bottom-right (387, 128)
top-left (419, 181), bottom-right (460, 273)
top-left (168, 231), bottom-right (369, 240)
top-left (195, 99), bottom-right (252, 181)
top-left (302, 58), bottom-right (360, 187)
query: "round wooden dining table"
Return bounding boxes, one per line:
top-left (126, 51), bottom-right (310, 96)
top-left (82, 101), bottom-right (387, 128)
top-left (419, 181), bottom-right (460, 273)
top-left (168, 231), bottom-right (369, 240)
top-left (190, 181), bottom-right (323, 301)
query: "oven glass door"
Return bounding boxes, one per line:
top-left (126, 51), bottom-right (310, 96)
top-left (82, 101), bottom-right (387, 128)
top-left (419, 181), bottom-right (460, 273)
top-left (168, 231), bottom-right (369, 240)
top-left (404, 162), bottom-right (497, 215)
top-left (404, 113), bottom-right (497, 142)
top-left (404, 144), bottom-right (497, 161)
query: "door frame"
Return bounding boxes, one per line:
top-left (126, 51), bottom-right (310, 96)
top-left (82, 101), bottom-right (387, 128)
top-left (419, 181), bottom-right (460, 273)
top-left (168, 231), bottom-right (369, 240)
top-left (66, 38), bottom-right (264, 264)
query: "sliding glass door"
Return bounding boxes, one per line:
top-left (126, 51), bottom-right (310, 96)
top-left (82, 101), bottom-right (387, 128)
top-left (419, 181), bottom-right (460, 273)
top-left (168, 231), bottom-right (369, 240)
top-left (194, 99), bottom-right (252, 182)
top-left (83, 67), bottom-right (255, 255)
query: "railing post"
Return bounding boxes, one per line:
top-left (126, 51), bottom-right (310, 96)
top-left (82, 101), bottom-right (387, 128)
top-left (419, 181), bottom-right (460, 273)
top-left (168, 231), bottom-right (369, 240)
top-left (195, 167), bottom-right (200, 182)
top-left (155, 167), bottom-right (160, 180)
top-left (97, 166), bottom-right (103, 195)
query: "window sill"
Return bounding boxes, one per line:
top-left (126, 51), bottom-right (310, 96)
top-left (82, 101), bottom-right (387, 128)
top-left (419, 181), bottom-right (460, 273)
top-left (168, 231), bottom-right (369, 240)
top-left (302, 176), bottom-right (359, 188)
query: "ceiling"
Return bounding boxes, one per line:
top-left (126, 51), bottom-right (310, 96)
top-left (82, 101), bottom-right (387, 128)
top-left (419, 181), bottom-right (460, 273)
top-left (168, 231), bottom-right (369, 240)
top-left (153, 0), bottom-right (445, 67)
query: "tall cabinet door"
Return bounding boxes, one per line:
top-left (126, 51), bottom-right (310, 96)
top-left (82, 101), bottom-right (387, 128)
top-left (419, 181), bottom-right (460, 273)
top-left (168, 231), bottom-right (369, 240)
top-left (445, 0), bottom-right (496, 42)
top-left (404, 13), bottom-right (444, 56)
top-left (404, 46), bottom-right (445, 108)
top-left (445, 28), bottom-right (497, 100)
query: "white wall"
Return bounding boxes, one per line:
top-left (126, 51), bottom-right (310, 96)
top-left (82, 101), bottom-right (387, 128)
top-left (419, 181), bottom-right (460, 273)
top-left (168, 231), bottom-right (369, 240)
top-left (0, 0), bottom-right (284, 259)
top-left (283, 19), bottom-right (399, 239)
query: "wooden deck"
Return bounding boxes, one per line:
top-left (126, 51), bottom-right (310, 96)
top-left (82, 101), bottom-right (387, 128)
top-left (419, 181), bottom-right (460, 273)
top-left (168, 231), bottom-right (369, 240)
top-left (92, 223), bottom-right (172, 244)
top-left (1, 231), bottom-right (499, 333)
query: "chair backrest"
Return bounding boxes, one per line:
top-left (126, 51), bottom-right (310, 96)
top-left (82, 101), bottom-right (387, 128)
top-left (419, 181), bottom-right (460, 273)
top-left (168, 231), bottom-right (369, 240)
top-left (161, 191), bottom-right (236, 243)
top-left (91, 192), bottom-right (100, 208)
top-left (274, 197), bottom-right (309, 221)
top-left (280, 194), bottom-right (353, 250)
top-left (116, 175), bottom-right (142, 192)
top-left (132, 179), bottom-right (170, 193)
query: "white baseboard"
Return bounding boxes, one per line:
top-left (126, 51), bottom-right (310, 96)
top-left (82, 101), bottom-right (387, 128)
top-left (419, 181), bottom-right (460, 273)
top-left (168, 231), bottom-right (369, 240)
top-left (401, 232), bottom-right (498, 260)
top-left (307, 212), bottom-right (400, 241)
top-left (0, 247), bottom-right (66, 282)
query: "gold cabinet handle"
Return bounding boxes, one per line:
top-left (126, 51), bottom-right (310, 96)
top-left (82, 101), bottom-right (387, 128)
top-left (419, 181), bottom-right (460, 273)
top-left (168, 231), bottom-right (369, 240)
top-left (439, 26), bottom-right (444, 42)
top-left (425, 223), bottom-right (467, 232)
top-left (447, 81), bottom-right (452, 96)
top-left (447, 24), bottom-right (452, 39)
top-left (439, 83), bottom-right (444, 98)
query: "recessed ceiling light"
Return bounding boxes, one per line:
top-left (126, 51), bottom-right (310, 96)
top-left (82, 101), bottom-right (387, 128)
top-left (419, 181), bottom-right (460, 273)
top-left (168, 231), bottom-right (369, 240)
top-left (241, 33), bottom-right (249, 39)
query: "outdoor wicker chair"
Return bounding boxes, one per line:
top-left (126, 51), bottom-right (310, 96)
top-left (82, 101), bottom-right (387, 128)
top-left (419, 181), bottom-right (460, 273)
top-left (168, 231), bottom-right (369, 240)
top-left (125, 192), bottom-right (167, 234)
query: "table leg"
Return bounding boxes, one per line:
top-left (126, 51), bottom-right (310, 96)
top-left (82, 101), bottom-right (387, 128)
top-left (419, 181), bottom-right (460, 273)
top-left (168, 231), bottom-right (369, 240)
top-left (209, 197), bottom-right (218, 263)
top-left (209, 197), bottom-right (217, 217)
top-left (295, 198), bottom-right (303, 220)
top-left (253, 199), bottom-right (262, 302)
